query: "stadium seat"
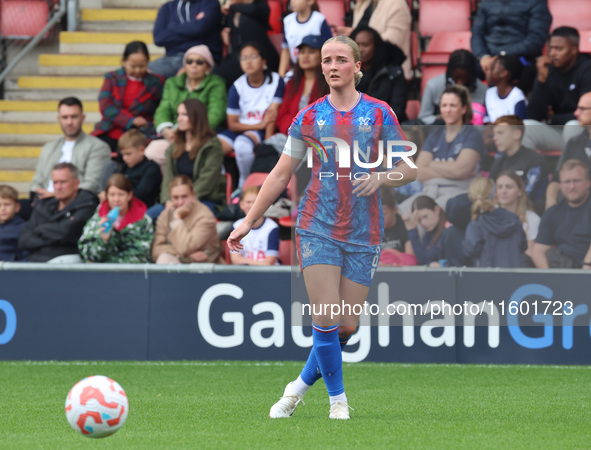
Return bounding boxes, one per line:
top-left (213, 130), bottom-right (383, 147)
top-left (279, 239), bottom-right (293, 265)
top-left (317, 0), bottom-right (346, 30)
top-left (0, 0), bottom-right (50, 38)
top-left (548, 0), bottom-right (591, 32)
top-left (243, 172), bottom-right (296, 199)
top-left (410, 30), bottom-right (419, 70)
top-left (267, 0), bottom-right (284, 35)
top-left (420, 64), bottom-right (447, 97)
top-left (580, 30), bottom-right (591, 54)
top-left (269, 33), bottom-right (284, 58)
top-left (418, 0), bottom-right (471, 37)
top-left (405, 100), bottom-right (421, 121)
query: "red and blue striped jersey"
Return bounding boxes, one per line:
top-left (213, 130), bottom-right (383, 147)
top-left (284, 93), bottom-right (407, 246)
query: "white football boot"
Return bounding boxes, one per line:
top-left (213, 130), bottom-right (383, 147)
top-left (329, 401), bottom-right (352, 420)
top-left (269, 382), bottom-right (304, 418)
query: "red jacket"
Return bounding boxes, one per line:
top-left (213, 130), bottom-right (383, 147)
top-left (276, 77), bottom-right (324, 135)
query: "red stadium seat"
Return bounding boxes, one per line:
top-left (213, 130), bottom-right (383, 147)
top-left (418, 0), bottom-right (471, 37)
top-left (580, 30), bottom-right (591, 54)
top-left (269, 33), bottom-right (284, 58)
top-left (267, 0), bottom-right (284, 34)
top-left (0, 0), bottom-right (50, 38)
top-left (410, 30), bottom-right (419, 69)
top-left (279, 240), bottom-right (293, 265)
top-left (548, 0), bottom-right (591, 32)
top-left (317, 0), bottom-right (346, 30)
top-left (420, 64), bottom-right (447, 97)
top-left (405, 100), bottom-right (421, 121)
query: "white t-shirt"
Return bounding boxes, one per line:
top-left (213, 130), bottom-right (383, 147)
top-left (524, 209), bottom-right (540, 241)
top-left (484, 86), bottom-right (527, 124)
top-left (282, 11), bottom-right (332, 63)
top-left (232, 217), bottom-right (280, 263)
top-left (227, 73), bottom-right (285, 125)
top-left (47, 140), bottom-right (76, 192)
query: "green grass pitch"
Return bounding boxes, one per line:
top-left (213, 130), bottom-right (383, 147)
top-left (1, 361), bottom-right (590, 448)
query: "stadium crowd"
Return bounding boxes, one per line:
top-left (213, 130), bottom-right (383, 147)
top-left (1, 0), bottom-right (591, 269)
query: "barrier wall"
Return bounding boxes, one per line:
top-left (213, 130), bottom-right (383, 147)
top-left (0, 264), bottom-right (590, 364)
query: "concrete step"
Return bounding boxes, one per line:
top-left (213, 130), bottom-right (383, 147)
top-left (38, 54), bottom-right (161, 76)
top-left (0, 111), bottom-right (101, 123)
top-left (0, 100), bottom-right (99, 112)
top-left (0, 170), bottom-right (35, 183)
top-left (81, 8), bottom-right (158, 21)
top-left (17, 76), bottom-right (104, 89)
top-left (60, 41), bottom-right (163, 55)
top-left (4, 89), bottom-right (100, 101)
top-left (0, 158), bottom-right (38, 171)
top-left (58, 32), bottom-right (161, 56)
top-left (102, 0), bottom-right (163, 7)
top-left (0, 123), bottom-right (95, 145)
top-left (80, 0), bottom-right (101, 7)
top-left (0, 147), bottom-right (42, 158)
top-left (80, 21), bottom-right (155, 32)
top-left (0, 181), bottom-right (31, 198)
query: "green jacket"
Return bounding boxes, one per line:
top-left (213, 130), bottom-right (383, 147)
top-left (78, 206), bottom-right (153, 263)
top-left (160, 137), bottom-right (227, 211)
top-left (154, 72), bottom-right (227, 132)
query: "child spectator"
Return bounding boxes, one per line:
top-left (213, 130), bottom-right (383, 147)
top-left (463, 177), bottom-right (526, 267)
top-left (0, 185), bottom-right (26, 261)
top-left (153, 175), bottom-right (222, 264)
top-left (79, 174), bottom-right (153, 263)
top-left (404, 195), bottom-right (447, 266)
top-left (278, 0), bottom-right (332, 78)
top-left (231, 186), bottom-right (279, 265)
top-left (218, 43), bottom-right (284, 188)
top-left (92, 41), bottom-right (164, 153)
top-left (99, 129), bottom-right (162, 207)
top-left (379, 187), bottom-right (415, 266)
top-left (485, 54), bottom-right (527, 123)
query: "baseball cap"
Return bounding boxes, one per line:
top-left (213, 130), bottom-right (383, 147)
top-left (297, 35), bottom-right (323, 50)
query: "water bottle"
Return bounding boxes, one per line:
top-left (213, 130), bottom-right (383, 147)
top-left (100, 206), bottom-right (120, 233)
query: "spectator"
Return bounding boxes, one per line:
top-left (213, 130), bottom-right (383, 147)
top-left (400, 85), bottom-right (486, 214)
top-left (79, 174), bottom-right (153, 263)
top-left (471, 0), bottom-right (551, 92)
top-left (30, 97), bottom-right (110, 202)
top-left (379, 187), bottom-right (415, 266)
top-left (351, 26), bottom-right (407, 122)
top-left (337, 0), bottom-right (412, 80)
top-left (488, 115), bottom-right (548, 202)
top-left (160, 99), bottom-right (226, 215)
top-left (416, 50), bottom-right (488, 126)
top-left (149, 0), bottom-right (223, 79)
top-left (153, 175), bottom-right (222, 264)
top-left (218, 43), bottom-right (284, 188)
top-left (99, 129), bottom-right (162, 208)
top-left (495, 170), bottom-right (540, 262)
top-left (231, 186), bottom-right (279, 265)
top-left (276, 35), bottom-right (329, 135)
top-left (463, 177), bottom-right (525, 268)
top-left (532, 159), bottom-right (591, 268)
top-left (484, 54), bottom-right (527, 123)
top-left (216, 0), bottom-right (280, 86)
top-left (146, 45), bottom-right (227, 170)
top-left (278, 0), bottom-right (332, 78)
top-left (91, 41), bottom-right (164, 153)
top-left (545, 93), bottom-right (591, 209)
top-left (404, 195), bottom-right (446, 266)
top-left (526, 27), bottom-right (591, 151)
top-left (19, 163), bottom-right (98, 263)
top-left (439, 193), bottom-right (472, 267)
top-left (0, 185), bottom-right (26, 261)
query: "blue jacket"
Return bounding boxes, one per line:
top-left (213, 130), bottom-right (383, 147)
top-left (0, 215), bottom-right (26, 261)
top-left (462, 208), bottom-right (526, 268)
top-left (408, 228), bottom-right (443, 265)
top-left (153, 0), bottom-right (223, 61)
top-left (470, 0), bottom-right (551, 59)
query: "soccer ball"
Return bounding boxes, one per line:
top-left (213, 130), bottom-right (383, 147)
top-left (65, 375), bottom-right (129, 438)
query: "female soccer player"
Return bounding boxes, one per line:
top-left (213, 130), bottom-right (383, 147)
top-left (227, 35), bottom-right (417, 420)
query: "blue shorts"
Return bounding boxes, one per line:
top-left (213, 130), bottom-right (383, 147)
top-left (296, 229), bottom-right (381, 287)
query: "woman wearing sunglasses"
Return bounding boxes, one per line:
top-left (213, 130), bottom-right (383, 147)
top-left (146, 45), bottom-right (228, 170)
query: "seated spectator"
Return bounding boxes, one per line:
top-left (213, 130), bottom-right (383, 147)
top-left (99, 129), bottom-right (162, 208)
top-left (484, 54), bottom-right (527, 123)
top-left (400, 85), bottom-right (486, 214)
top-left (30, 97), bottom-right (110, 202)
top-left (337, 0), bottom-right (412, 80)
top-left (526, 27), bottom-right (591, 151)
top-left (488, 115), bottom-right (548, 202)
top-left (404, 195), bottom-right (446, 266)
top-left (0, 185), bottom-right (26, 261)
top-left (19, 163), bottom-right (98, 263)
top-left (231, 186), bottom-right (279, 265)
top-left (91, 41), bottom-right (164, 153)
top-left (471, 0), bottom-right (550, 92)
top-left (463, 177), bottom-right (525, 268)
top-left (278, 0), bottom-right (332, 78)
top-left (439, 193), bottom-right (472, 267)
top-left (546, 92), bottom-right (591, 209)
top-left (379, 187), bottom-right (415, 266)
top-left (495, 171), bottom-right (540, 262)
top-left (159, 99), bottom-right (226, 216)
top-left (149, 0), bottom-right (223, 79)
top-left (416, 50), bottom-right (487, 126)
top-left (218, 43), bottom-right (284, 188)
top-left (153, 175), bottom-right (222, 264)
top-left (276, 35), bottom-right (329, 135)
top-left (532, 159), bottom-right (591, 268)
top-left (216, 0), bottom-right (280, 86)
top-left (146, 45), bottom-right (227, 170)
top-left (79, 174), bottom-right (152, 263)
top-left (351, 26), bottom-right (407, 122)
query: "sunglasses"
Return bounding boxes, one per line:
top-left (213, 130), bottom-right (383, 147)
top-left (186, 58), bottom-right (206, 66)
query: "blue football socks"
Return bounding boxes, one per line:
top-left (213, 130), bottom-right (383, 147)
top-left (312, 323), bottom-right (344, 396)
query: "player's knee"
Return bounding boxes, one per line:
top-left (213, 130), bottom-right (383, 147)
top-left (339, 326), bottom-right (357, 340)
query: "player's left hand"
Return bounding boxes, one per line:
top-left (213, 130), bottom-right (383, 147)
top-left (351, 173), bottom-right (382, 197)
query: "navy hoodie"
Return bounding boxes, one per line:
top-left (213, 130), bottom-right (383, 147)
top-left (462, 207), bottom-right (526, 268)
top-left (0, 215), bottom-right (26, 261)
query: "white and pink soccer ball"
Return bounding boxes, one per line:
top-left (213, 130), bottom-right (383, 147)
top-left (65, 375), bottom-right (129, 438)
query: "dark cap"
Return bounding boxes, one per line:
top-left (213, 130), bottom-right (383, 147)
top-left (297, 35), bottom-right (323, 50)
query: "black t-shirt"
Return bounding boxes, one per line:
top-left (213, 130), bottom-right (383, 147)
top-left (554, 131), bottom-right (591, 181)
top-left (535, 194), bottom-right (591, 265)
top-left (175, 151), bottom-right (194, 178)
top-left (382, 214), bottom-right (408, 252)
top-left (489, 146), bottom-right (549, 200)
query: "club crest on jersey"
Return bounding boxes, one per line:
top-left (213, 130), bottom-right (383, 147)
top-left (301, 242), bottom-right (313, 259)
top-left (358, 117), bottom-right (371, 132)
